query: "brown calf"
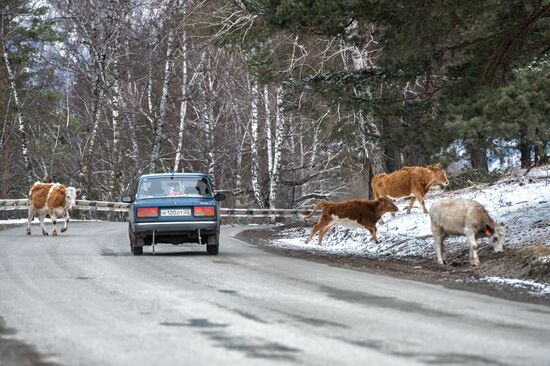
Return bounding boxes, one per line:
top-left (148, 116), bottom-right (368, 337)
top-left (371, 163), bottom-right (449, 214)
top-left (304, 197), bottom-right (398, 245)
top-left (27, 182), bottom-right (81, 236)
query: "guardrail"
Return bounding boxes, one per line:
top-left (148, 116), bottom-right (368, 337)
top-left (0, 199), bottom-right (312, 217)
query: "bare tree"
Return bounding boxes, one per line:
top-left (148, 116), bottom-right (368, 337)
top-left (1, 5), bottom-right (33, 184)
top-left (148, 1), bottom-right (177, 173)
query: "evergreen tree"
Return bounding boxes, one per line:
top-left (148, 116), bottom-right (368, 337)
top-left (0, 0), bottom-right (60, 194)
top-left (237, 0), bottom-right (550, 171)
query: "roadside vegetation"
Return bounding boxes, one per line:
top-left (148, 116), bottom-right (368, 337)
top-left (1, 1), bottom-right (549, 212)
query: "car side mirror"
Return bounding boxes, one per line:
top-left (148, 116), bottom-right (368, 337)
top-left (121, 195), bottom-right (133, 203)
top-left (214, 192), bottom-right (226, 202)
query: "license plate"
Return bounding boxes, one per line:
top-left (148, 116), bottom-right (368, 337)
top-left (160, 208), bottom-right (191, 217)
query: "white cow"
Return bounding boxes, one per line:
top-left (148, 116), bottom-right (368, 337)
top-left (429, 198), bottom-right (505, 266)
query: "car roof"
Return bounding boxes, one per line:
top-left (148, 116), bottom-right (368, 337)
top-left (138, 173), bottom-right (210, 180)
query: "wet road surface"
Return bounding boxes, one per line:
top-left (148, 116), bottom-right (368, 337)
top-left (0, 222), bottom-right (549, 365)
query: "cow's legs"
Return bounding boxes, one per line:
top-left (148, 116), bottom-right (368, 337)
top-left (417, 195), bottom-right (428, 214)
top-left (363, 223), bottom-right (378, 243)
top-left (38, 214), bottom-right (48, 236)
top-left (431, 224), bottom-right (446, 264)
top-left (465, 230), bottom-right (480, 266)
top-left (61, 212), bottom-right (70, 233)
top-left (305, 224), bottom-right (320, 244)
top-left (410, 190), bottom-right (428, 214)
top-left (317, 222), bottom-right (334, 246)
top-left (305, 214), bottom-right (331, 244)
top-left (50, 212), bottom-right (58, 236)
top-left (27, 208), bottom-right (35, 235)
top-left (406, 196), bottom-right (416, 214)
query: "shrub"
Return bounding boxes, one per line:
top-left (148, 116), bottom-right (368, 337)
top-left (445, 169), bottom-right (503, 191)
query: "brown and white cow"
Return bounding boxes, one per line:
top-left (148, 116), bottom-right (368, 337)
top-left (429, 198), bottom-right (505, 266)
top-left (27, 182), bottom-right (81, 236)
top-left (303, 197), bottom-right (398, 245)
top-left (371, 163), bottom-right (449, 214)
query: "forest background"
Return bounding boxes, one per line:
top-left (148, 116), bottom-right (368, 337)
top-left (1, 0), bottom-right (549, 209)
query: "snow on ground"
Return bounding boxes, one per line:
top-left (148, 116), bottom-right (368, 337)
top-left (480, 277), bottom-right (550, 295)
top-left (274, 166), bottom-right (550, 261)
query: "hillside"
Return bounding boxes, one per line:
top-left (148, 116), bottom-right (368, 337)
top-left (258, 166), bottom-right (550, 297)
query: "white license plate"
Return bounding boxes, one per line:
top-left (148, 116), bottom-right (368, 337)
top-left (160, 208), bottom-right (191, 217)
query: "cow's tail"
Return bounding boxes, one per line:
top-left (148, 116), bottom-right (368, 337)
top-left (302, 201), bottom-right (330, 221)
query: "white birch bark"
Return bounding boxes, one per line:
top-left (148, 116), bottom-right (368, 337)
top-left (81, 81), bottom-right (104, 195)
top-left (123, 38), bottom-right (138, 169)
top-left (1, 44), bottom-right (32, 184)
top-left (149, 28), bottom-right (175, 173)
top-left (174, 31), bottom-right (188, 172)
top-left (269, 86), bottom-right (285, 209)
top-left (249, 76), bottom-right (263, 207)
top-left (108, 64), bottom-right (122, 200)
top-left (264, 85), bottom-right (273, 173)
top-left (206, 104), bottom-right (216, 180)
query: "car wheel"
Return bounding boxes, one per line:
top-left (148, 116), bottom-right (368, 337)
top-left (206, 233), bottom-right (219, 255)
top-left (131, 244), bottom-right (143, 256)
top-left (129, 224), bottom-right (144, 256)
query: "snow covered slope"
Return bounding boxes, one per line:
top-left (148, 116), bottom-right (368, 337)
top-left (275, 166), bottom-right (550, 260)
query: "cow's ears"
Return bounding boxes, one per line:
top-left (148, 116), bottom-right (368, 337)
top-left (433, 162), bottom-right (442, 169)
top-left (76, 188), bottom-right (81, 196)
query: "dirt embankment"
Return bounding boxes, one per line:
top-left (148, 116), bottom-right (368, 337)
top-left (236, 224), bottom-right (550, 306)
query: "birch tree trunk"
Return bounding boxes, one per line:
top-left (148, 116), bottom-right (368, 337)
top-left (108, 70), bottom-right (122, 200)
top-left (149, 28), bottom-right (175, 173)
top-left (2, 44), bottom-right (33, 185)
top-left (269, 86), bottom-right (285, 209)
top-left (174, 30), bottom-right (188, 172)
top-left (123, 38), bottom-right (139, 172)
top-left (249, 76), bottom-right (264, 207)
top-left (264, 85), bottom-right (273, 173)
top-left (81, 81), bottom-right (104, 197)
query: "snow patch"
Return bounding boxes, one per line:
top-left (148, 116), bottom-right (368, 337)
top-left (480, 276), bottom-right (550, 295)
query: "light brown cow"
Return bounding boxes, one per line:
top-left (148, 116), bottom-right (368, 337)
top-left (429, 198), bottom-right (505, 266)
top-left (303, 197), bottom-right (398, 245)
top-left (371, 163), bottom-right (449, 214)
top-left (27, 182), bottom-right (81, 236)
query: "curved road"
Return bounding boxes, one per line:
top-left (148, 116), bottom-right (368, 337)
top-left (0, 222), bottom-right (549, 365)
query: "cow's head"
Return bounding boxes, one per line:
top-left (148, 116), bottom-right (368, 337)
top-left (65, 187), bottom-right (81, 209)
top-left (486, 224), bottom-right (505, 253)
top-left (428, 163), bottom-right (449, 186)
top-left (377, 196), bottom-right (399, 214)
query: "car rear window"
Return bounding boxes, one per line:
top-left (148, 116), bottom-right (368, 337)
top-left (137, 177), bottom-right (212, 198)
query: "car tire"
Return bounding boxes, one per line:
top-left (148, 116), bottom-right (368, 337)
top-left (131, 244), bottom-right (143, 256)
top-left (129, 224), bottom-right (144, 256)
top-left (206, 234), bottom-right (219, 255)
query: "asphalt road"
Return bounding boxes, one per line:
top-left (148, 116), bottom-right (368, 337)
top-left (0, 222), bottom-right (549, 366)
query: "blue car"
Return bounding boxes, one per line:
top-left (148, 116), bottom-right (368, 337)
top-left (121, 173), bottom-right (225, 255)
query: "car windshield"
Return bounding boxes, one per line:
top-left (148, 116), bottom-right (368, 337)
top-left (137, 177), bottom-right (212, 198)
